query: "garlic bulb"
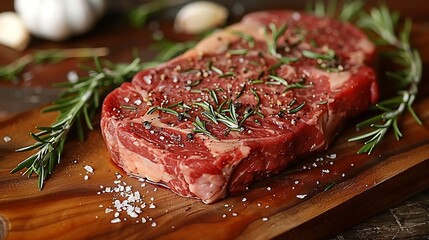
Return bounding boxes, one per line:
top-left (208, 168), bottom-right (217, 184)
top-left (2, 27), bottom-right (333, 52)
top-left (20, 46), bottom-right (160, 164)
top-left (175, 1), bottom-right (228, 34)
top-left (0, 12), bottom-right (30, 51)
top-left (14, 0), bottom-right (106, 41)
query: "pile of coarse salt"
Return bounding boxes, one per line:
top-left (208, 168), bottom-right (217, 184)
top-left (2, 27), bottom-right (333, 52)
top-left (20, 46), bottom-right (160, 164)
top-left (98, 172), bottom-right (158, 226)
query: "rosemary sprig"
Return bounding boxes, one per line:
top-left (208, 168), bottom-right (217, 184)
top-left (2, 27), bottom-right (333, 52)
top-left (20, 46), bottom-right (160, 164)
top-left (129, 0), bottom-right (187, 27)
top-left (193, 116), bottom-right (217, 139)
top-left (12, 57), bottom-right (143, 189)
top-left (193, 96), bottom-right (253, 137)
top-left (310, 0), bottom-right (364, 22)
top-left (264, 23), bottom-right (287, 57)
top-left (348, 5), bottom-right (423, 154)
top-left (266, 75), bottom-right (313, 92)
top-left (148, 38), bottom-right (198, 66)
top-left (308, 1), bottom-right (423, 154)
top-left (0, 48), bottom-right (109, 80)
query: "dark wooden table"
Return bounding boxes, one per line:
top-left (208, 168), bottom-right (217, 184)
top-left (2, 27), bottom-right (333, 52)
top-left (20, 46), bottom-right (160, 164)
top-left (1, 0), bottom-right (428, 239)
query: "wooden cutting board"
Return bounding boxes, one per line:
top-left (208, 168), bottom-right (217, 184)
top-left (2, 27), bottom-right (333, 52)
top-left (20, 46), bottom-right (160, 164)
top-left (1, 2), bottom-right (429, 239)
top-left (1, 91), bottom-right (429, 240)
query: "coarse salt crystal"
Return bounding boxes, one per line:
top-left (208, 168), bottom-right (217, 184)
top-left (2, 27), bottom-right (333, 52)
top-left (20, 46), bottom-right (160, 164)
top-left (23, 72), bottom-right (33, 81)
top-left (143, 75), bottom-right (152, 85)
top-left (84, 175), bottom-right (89, 180)
top-left (111, 218), bottom-right (121, 224)
top-left (141, 218), bottom-right (147, 223)
top-left (292, 12), bottom-right (301, 21)
top-left (135, 207), bottom-right (142, 214)
top-left (67, 71), bottom-right (79, 83)
top-left (84, 165), bottom-right (94, 173)
top-left (134, 99), bottom-right (142, 105)
top-left (242, 197), bottom-right (247, 202)
top-left (151, 222), bottom-right (157, 227)
top-left (296, 194), bottom-right (307, 199)
top-left (232, 213), bottom-right (238, 217)
top-left (3, 136), bottom-right (11, 142)
top-left (262, 217), bottom-right (269, 222)
top-left (128, 211), bottom-right (138, 218)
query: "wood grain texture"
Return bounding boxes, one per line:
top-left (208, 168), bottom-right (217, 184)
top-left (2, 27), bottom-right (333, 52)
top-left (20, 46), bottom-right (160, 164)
top-left (1, 0), bottom-right (429, 239)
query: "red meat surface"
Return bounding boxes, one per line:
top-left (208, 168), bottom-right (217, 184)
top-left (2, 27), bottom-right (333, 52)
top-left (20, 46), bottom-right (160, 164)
top-left (101, 11), bottom-right (378, 203)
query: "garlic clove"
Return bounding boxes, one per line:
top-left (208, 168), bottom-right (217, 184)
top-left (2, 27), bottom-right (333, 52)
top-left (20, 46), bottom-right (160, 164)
top-left (0, 12), bottom-right (30, 51)
top-left (174, 1), bottom-right (228, 34)
top-left (15, 0), bottom-right (106, 42)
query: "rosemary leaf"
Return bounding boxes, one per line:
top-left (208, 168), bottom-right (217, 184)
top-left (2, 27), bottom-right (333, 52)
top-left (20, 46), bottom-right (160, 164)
top-left (232, 31), bottom-right (255, 48)
top-left (347, 4), bottom-right (423, 154)
top-left (287, 102), bottom-right (306, 114)
top-left (12, 58), bottom-right (143, 189)
top-left (0, 48), bottom-right (109, 81)
top-left (302, 49), bottom-right (335, 60)
top-left (130, 0), bottom-right (186, 27)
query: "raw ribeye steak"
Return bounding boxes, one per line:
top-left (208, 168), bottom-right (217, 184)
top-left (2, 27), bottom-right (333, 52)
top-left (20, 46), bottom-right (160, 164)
top-left (101, 11), bottom-right (378, 203)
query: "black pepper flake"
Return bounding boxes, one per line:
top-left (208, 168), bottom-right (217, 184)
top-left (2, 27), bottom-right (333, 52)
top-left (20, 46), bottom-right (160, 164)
top-left (278, 111), bottom-right (285, 118)
top-left (187, 133), bottom-right (194, 140)
top-left (143, 121), bottom-right (152, 129)
top-left (177, 114), bottom-right (185, 121)
top-left (234, 102), bottom-right (242, 109)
